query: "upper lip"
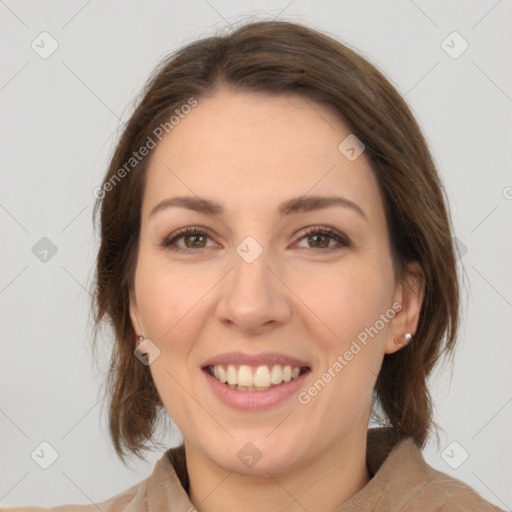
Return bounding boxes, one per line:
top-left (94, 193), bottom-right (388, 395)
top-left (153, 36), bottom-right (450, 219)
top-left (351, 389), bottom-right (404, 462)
top-left (202, 351), bottom-right (310, 368)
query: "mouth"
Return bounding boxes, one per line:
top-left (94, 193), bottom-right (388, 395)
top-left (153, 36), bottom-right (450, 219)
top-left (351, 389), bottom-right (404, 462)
top-left (203, 363), bottom-right (310, 392)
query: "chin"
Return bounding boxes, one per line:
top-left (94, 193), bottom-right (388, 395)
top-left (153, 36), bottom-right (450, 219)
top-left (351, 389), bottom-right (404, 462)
top-left (199, 430), bottom-right (308, 476)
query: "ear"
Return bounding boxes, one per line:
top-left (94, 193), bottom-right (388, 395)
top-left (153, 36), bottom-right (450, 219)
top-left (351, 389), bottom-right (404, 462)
top-left (129, 287), bottom-right (144, 346)
top-left (385, 261), bottom-right (425, 355)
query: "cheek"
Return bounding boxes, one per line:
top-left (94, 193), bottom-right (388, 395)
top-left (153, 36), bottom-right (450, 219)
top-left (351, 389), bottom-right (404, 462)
top-left (294, 259), bottom-right (395, 413)
top-left (133, 252), bottom-right (215, 342)
top-left (298, 268), bottom-right (394, 423)
top-left (293, 258), bottom-right (395, 345)
top-left (134, 254), bottom-right (212, 424)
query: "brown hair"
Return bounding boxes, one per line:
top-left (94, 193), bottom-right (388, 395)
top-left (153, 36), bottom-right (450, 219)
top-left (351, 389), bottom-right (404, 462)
top-left (93, 20), bottom-right (459, 462)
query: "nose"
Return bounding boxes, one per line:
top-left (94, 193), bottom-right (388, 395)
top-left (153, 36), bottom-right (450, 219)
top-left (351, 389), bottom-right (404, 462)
top-left (215, 248), bottom-right (292, 335)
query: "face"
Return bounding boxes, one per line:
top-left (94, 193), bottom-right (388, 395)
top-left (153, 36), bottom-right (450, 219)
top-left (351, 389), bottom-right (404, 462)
top-left (129, 90), bottom-right (423, 475)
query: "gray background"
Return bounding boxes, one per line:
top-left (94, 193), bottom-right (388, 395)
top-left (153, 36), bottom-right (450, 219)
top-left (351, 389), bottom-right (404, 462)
top-left (1, 0), bottom-right (511, 508)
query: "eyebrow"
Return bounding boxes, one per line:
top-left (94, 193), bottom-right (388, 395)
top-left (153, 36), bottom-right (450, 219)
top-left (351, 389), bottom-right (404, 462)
top-left (149, 195), bottom-right (367, 220)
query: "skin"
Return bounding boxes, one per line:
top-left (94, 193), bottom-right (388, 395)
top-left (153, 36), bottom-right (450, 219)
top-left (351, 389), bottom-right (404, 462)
top-left (129, 90), bottom-right (424, 512)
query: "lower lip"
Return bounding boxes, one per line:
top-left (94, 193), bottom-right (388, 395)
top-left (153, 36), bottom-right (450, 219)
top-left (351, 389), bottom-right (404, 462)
top-left (203, 369), bottom-right (310, 410)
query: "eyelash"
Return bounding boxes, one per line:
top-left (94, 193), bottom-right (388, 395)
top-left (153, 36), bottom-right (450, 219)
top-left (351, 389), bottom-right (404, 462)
top-left (160, 225), bottom-right (351, 253)
top-left (298, 226), bottom-right (350, 251)
top-left (160, 226), bottom-right (212, 252)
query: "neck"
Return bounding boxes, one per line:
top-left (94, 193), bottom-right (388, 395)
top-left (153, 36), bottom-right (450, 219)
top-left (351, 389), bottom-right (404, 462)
top-left (185, 430), bottom-right (370, 512)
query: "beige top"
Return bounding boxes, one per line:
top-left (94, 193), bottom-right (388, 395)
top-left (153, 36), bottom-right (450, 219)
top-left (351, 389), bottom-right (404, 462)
top-left (1, 428), bottom-right (503, 511)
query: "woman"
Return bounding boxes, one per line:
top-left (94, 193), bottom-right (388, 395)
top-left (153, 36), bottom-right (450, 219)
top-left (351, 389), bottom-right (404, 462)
top-left (3, 20), bottom-right (503, 511)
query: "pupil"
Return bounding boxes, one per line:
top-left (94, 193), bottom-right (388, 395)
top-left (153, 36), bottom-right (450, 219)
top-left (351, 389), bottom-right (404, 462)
top-left (185, 235), bottom-right (205, 248)
top-left (309, 234), bottom-right (328, 248)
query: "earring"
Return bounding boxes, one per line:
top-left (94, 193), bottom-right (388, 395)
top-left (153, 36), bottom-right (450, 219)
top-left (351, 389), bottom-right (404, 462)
top-left (394, 333), bottom-right (413, 346)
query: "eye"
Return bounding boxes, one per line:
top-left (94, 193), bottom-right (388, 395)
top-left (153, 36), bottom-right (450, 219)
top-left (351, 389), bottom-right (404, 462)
top-left (294, 226), bottom-right (350, 251)
top-left (160, 225), bottom-right (350, 253)
top-left (160, 226), bottom-right (217, 252)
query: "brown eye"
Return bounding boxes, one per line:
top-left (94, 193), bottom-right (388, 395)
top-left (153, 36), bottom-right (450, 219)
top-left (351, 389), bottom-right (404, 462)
top-left (183, 234), bottom-right (207, 248)
top-left (295, 226), bottom-right (350, 251)
top-left (161, 227), bottom-right (216, 252)
top-left (306, 234), bottom-right (330, 248)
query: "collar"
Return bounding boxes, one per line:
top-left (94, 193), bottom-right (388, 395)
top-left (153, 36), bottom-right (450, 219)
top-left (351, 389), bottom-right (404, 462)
top-left (144, 428), bottom-right (435, 511)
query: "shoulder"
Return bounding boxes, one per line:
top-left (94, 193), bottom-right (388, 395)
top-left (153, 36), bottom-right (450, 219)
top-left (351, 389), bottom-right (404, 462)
top-left (0, 478), bottom-right (148, 512)
top-left (379, 436), bottom-right (505, 511)
top-left (415, 469), bottom-right (504, 511)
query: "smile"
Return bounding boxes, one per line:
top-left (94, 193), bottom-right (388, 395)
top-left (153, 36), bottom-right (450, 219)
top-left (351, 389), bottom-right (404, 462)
top-left (204, 364), bottom-right (308, 391)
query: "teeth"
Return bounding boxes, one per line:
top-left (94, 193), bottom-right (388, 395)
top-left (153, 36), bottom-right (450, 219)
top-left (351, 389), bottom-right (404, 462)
top-left (270, 364), bottom-right (283, 385)
top-left (238, 365), bottom-right (253, 386)
top-left (226, 365), bottom-right (237, 385)
top-left (209, 363), bottom-right (304, 389)
top-left (214, 365), bottom-right (227, 383)
top-left (254, 366), bottom-right (271, 387)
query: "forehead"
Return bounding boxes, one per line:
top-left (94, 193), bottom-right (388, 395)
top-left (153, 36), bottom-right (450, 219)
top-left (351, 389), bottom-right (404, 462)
top-left (142, 90), bottom-right (383, 220)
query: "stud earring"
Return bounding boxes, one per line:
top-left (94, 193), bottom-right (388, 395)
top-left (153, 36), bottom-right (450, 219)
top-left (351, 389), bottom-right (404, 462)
top-left (394, 333), bottom-right (413, 346)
